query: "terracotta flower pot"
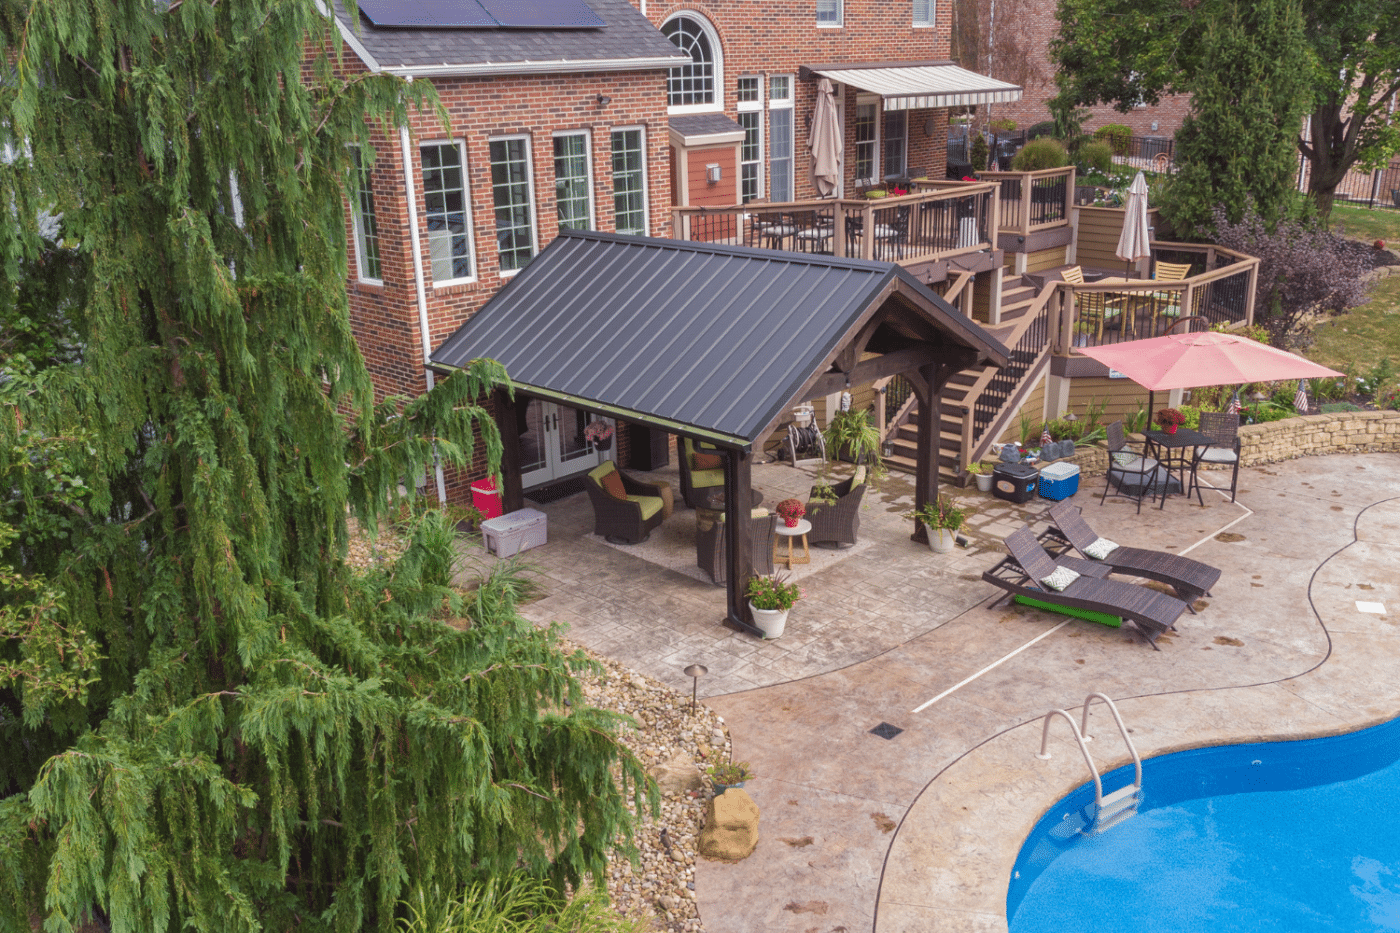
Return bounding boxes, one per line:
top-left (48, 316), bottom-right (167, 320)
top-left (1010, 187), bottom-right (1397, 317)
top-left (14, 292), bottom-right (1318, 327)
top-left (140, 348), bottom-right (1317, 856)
top-left (784, 516), bottom-right (800, 528)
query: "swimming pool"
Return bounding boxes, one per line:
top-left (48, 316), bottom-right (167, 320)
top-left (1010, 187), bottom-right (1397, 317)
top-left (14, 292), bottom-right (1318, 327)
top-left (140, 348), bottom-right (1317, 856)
top-left (1008, 716), bottom-right (1400, 932)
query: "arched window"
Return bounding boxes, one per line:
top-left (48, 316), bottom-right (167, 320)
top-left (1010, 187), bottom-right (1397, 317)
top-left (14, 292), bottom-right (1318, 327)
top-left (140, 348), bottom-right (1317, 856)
top-left (663, 15), bottom-right (721, 110)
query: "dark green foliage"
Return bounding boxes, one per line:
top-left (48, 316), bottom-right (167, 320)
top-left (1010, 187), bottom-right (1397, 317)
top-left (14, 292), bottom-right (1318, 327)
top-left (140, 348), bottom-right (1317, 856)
top-left (970, 133), bottom-right (990, 173)
top-left (1010, 138), bottom-right (1070, 171)
top-left (1318, 401), bottom-right (1362, 414)
top-left (399, 874), bottom-right (643, 933)
top-left (1078, 141), bottom-right (1114, 175)
top-left (1050, 0), bottom-right (1400, 222)
top-left (1093, 124), bottom-right (1133, 156)
top-left (1027, 121), bottom-right (1058, 141)
top-left (1159, 0), bottom-right (1312, 238)
top-left (0, 0), bottom-right (652, 929)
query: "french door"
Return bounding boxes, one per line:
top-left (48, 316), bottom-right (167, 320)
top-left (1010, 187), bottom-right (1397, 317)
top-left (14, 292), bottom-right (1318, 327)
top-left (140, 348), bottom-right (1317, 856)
top-left (519, 400), bottom-right (608, 488)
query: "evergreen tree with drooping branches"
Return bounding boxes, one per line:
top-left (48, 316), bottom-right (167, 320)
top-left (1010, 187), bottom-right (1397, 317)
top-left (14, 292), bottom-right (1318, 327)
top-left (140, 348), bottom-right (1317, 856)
top-left (0, 0), bottom-right (653, 928)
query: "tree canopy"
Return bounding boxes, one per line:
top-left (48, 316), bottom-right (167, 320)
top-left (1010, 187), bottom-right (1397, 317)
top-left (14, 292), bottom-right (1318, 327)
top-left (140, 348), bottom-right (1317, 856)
top-left (1049, 0), bottom-right (1400, 222)
top-left (0, 0), bottom-right (650, 929)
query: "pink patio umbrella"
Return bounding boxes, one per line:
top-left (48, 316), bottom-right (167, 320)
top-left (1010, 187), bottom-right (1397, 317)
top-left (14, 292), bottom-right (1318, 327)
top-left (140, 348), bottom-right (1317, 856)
top-left (808, 78), bottom-right (842, 198)
top-left (1075, 331), bottom-right (1344, 422)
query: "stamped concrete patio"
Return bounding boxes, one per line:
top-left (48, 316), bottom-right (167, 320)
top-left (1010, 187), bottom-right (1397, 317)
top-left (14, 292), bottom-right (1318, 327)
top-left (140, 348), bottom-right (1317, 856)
top-left (467, 451), bottom-right (1399, 933)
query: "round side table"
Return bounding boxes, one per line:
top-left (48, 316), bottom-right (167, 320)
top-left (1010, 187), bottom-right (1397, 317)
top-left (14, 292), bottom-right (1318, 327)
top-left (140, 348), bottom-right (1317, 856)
top-left (773, 518), bottom-right (812, 568)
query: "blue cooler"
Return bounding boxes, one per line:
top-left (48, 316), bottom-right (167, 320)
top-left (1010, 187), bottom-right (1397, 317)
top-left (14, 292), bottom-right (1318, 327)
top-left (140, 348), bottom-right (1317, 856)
top-left (1038, 462), bottom-right (1081, 500)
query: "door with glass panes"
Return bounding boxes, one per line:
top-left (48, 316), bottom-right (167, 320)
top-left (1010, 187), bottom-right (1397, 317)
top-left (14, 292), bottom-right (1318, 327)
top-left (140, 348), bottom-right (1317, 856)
top-left (519, 400), bottom-right (608, 488)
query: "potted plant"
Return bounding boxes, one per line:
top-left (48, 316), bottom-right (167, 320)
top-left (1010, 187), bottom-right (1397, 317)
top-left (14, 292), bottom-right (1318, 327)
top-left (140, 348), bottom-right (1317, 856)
top-left (746, 573), bottom-right (802, 639)
top-left (584, 420), bottom-right (614, 451)
top-left (1154, 408), bottom-right (1186, 435)
top-left (705, 760), bottom-right (754, 794)
top-left (775, 498), bottom-right (806, 528)
top-left (814, 407), bottom-right (885, 503)
top-left (908, 495), bottom-right (970, 554)
top-left (966, 461), bottom-right (994, 493)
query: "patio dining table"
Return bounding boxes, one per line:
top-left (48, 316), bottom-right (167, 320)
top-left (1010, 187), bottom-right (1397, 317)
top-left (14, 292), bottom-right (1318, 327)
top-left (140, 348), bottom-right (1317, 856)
top-left (1143, 427), bottom-right (1211, 508)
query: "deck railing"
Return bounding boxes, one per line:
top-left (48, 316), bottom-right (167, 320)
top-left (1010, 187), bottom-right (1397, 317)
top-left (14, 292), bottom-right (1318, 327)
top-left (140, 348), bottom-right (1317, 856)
top-left (1055, 242), bottom-right (1260, 353)
top-left (979, 167), bottom-right (1076, 237)
top-left (670, 182), bottom-right (999, 266)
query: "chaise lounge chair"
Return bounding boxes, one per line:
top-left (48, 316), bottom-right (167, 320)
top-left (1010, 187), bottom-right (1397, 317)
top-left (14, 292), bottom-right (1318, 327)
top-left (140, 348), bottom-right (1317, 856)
top-left (1046, 502), bottom-right (1221, 612)
top-left (983, 527), bottom-right (1188, 649)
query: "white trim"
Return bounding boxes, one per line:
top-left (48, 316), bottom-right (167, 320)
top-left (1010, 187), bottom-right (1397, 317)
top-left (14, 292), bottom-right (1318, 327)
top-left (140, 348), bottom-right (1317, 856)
top-left (551, 128), bottom-right (595, 232)
top-left (609, 125), bottom-right (650, 237)
top-left (383, 55), bottom-right (687, 78)
top-left (419, 138), bottom-right (477, 288)
top-left (912, 0), bottom-right (934, 27)
top-left (668, 128), bottom-right (746, 147)
top-left (487, 133), bottom-right (538, 278)
top-left (400, 128), bottom-right (433, 365)
top-left (853, 97), bottom-right (880, 186)
top-left (350, 147), bottom-right (384, 284)
top-left (768, 77), bottom-right (795, 203)
top-left (320, 1), bottom-right (383, 73)
top-left (816, 0), bottom-right (844, 27)
top-left (662, 11), bottom-right (724, 114)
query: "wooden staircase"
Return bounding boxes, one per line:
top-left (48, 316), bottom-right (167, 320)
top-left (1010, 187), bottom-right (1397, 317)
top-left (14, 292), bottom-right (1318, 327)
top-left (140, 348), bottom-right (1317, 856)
top-left (885, 272), bottom-right (1061, 482)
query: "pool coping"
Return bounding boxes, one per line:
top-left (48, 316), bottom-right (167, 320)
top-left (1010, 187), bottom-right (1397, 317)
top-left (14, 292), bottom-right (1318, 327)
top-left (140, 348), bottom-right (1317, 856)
top-left (873, 495), bottom-right (1400, 933)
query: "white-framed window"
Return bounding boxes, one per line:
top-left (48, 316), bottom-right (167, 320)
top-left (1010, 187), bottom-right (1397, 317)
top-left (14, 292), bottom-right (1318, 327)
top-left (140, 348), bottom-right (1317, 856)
top-left (913, 0), bottom-right (933, 27)
top-left (420, 140), bottom-right (475, 285)
top-left (662, 13), bottom-right (722, 112)
top-left (737, 76), bottom-right (763, 203)
top-left (553, 130), bottom-right (593, 232)
top-left (853, 101), bottom-right (878, 185)
top-left (610, 127), bottom-right (648, 236)
top-left (350, 147), bottom-right (382, 282)
top-left (768, 76), bottom-right (794, 202)
top-left (488, 135), bottom-right (537, 274)
top-left (883, 110), bottom-right (907, 179)
top-left (816, 0), bottom-right (842, 27)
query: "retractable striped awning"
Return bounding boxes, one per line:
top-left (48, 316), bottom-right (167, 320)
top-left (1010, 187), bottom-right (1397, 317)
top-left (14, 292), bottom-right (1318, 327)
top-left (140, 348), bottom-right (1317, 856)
top-left (812, 63), bottom-right (1022, 111)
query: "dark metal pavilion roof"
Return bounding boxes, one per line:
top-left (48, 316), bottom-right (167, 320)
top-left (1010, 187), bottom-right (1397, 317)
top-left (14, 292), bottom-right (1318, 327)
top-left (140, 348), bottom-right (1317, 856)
top-left (430, 231), bottom-right (1008, 447)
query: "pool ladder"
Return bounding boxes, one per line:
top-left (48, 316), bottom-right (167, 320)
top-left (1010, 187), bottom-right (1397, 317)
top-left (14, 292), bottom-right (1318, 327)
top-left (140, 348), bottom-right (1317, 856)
top-left (1037, 693), bottom-right (1143, 834)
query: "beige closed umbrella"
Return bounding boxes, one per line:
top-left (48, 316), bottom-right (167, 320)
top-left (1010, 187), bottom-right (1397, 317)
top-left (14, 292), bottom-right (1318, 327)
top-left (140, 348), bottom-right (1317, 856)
top-left (808, 78), bottom-right (842, 198)
top-left (1115, 171), bottom-right (1152, 275)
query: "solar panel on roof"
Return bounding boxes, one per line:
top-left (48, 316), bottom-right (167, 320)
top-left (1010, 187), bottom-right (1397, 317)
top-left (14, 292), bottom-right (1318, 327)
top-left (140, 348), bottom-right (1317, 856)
top-left (356, 0), bottom-right (495, 28)
top-left (477, 0), bottom-right (605, 28)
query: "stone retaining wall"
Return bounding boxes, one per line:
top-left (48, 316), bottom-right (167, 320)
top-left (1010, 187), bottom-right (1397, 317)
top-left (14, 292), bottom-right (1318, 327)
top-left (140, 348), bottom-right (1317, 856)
top-left (1237, 410), bottom-right (1400, 465)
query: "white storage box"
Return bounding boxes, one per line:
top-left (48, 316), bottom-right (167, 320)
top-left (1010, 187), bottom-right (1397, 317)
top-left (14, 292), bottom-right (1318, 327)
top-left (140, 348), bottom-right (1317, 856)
top-left (481, 507), bottom-right (548, 557)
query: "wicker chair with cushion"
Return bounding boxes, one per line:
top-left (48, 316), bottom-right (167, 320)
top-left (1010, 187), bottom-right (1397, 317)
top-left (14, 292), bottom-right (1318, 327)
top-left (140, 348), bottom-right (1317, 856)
top-left (1102, 420), bottom-right (1161, 514)
top-left (679, 438), bottom-right (726, 509)
top-left (983, 527), bottom-right (1188, 649)
top-left (1193, 411), bottom-right (1241, 502)
top-left (695, 508), bottom-right (777, 585)
top-left (806, 465), bottom-right (867, 549)
top-left (585, 461), bottom-right (668, 544)
top-left (1048, 502), bottom-right (1221, 611)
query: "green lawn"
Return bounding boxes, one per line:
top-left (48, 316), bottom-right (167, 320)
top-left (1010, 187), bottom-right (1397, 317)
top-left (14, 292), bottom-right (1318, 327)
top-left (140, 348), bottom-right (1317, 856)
top-left (1308, 272), bottom-right (1400, 374)
top-left (1329, 203), bottom-right (1400, 246)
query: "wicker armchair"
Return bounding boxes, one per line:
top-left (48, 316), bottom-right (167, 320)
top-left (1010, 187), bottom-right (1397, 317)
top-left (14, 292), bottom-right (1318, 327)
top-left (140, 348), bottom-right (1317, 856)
top-left (1102, 421), bottom-right (1160, 514)
top-left (1194, 412), bottom-right (1241, 502)
top-left (679, 438), bottom-right (725, 509)
top-left (806, 468), bottom-right (866, 549)
top-left (696, 509), bottom-right (777, 585)
top-left (585, 461), bottom-right (667, 544)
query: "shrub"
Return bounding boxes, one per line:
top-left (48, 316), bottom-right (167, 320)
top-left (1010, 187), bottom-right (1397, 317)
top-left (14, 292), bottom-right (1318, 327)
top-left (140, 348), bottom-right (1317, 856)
top-left (1093, 124), bottom-right (1133, 156)
top-left (1319, 401), bottom-right (1362, 413)
top-left (1177, 405), bottom-right (1203, 431)
top-left (970, 133), bottom-right (990, 171)
top-left (1027, 120), bottom-right (1058, 140)
top-left (1011, 137), bottom-right (1069, 171)
top-left (1378, 387), bottom-right (1400, 411)
top-left (1078, 140), bottom-right (1114, 175)
top-left (1242, 402), bottom-right (1294, 424)
top-left (990, 118), bottom-right (1018, 132)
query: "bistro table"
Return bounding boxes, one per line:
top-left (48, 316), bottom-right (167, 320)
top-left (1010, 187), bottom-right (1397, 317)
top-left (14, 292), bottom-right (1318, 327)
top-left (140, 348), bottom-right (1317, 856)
top-left (1143, 427), bottom-right (1212, 508)
top-left (773, 518), bottom-right (812, 568)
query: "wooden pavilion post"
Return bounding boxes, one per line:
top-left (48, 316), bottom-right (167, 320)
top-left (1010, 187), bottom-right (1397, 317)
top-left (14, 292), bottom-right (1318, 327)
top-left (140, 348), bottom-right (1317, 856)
top-left (492, 387), bottom-right (524, 514)
top-left (909, 364), bottom-right (938, 545)
top-left (723, 446), bottom-right (760, 635)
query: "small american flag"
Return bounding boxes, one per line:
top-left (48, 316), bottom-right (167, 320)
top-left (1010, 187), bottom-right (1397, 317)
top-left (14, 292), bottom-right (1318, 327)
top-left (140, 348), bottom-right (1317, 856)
top-left (1294, 379), bottom-right (1309, 413)
top-left (1227, 391), bottom-right (1241, 415)
top-left (1041, 427), bottom-right (1052, 448)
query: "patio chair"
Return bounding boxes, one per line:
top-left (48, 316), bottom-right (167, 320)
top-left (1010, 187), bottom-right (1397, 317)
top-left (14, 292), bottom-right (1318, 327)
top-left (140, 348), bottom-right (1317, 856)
top-left (1060, 265), bottom-right (1085, 285)
top-left (679, 438), bottom-right (725, 509)
top-left (585, 461), bottom-right (668, 544)
top-left (1102, 421), bottom-right (1161, 514)
top-left (1152, 260), bottom-right (1192, 281)
top-left (806, 466), bottom-right (866, 549)
top-left (1193, 411), bottom-right (1241, 502)
top-left (695, 508), bottom-right (777, 585)
top-left (983, 527), bottom-right (1188, 649)
top-left (1047, 502), bottom-right (1221, 611)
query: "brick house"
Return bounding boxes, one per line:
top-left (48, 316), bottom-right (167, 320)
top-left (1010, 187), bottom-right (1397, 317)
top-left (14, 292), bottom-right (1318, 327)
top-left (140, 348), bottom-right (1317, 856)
top-left (332, 0), bottom-right (1019, 503)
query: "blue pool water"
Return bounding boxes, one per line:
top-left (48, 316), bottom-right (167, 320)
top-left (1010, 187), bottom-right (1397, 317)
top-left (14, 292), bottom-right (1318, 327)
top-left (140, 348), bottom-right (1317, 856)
top-left (1008, 716), bottom-right (1400, 932)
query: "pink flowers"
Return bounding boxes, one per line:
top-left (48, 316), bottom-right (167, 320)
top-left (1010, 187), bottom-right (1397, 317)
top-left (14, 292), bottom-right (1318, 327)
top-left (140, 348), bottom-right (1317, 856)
top-left (775, 498), bottom-right (806, 527)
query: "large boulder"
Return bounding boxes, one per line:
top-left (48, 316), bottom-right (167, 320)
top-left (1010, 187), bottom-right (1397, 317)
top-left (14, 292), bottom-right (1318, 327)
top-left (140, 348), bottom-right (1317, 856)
top-left (697, 788), bottom-right (760, 860)
top-left (649, 750), bottom-right (705, 796)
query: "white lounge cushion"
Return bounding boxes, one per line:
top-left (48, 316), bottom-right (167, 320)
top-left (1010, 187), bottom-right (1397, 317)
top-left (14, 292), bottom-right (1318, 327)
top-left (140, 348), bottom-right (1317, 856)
top-left (1083, 537), bottom-right (1120, 560)
top-left (1041, 566), bottom-right (1081, 592)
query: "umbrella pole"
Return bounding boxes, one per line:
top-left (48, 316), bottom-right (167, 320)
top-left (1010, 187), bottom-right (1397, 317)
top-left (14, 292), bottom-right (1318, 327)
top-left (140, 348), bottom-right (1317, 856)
top-left (1146, 390), bottom-right (1155, 430)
